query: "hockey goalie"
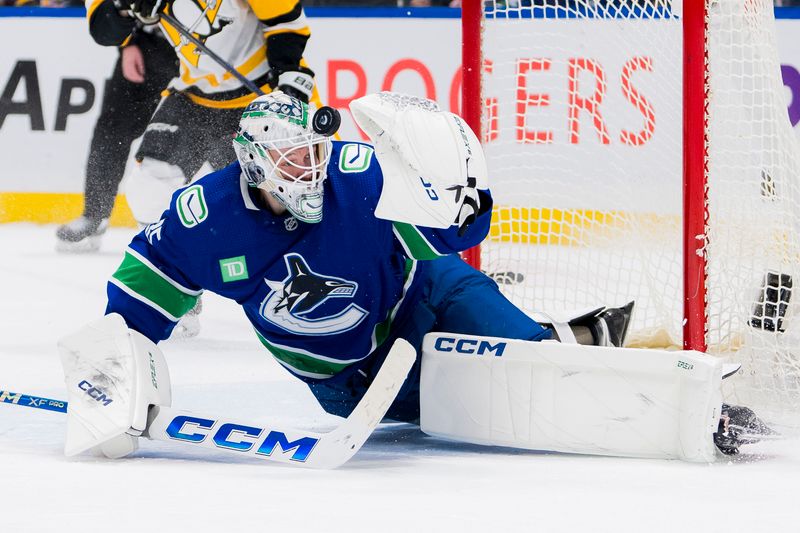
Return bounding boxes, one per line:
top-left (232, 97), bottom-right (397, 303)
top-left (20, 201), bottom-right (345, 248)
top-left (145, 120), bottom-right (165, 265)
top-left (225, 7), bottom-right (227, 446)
top-left (57, 91), bottom-right (773, 466)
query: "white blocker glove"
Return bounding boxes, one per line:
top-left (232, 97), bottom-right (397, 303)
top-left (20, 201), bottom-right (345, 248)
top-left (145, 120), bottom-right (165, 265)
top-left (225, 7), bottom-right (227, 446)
top-left (58, 313), bottom-right (171, 459)
top-left (349, 92), bottom-right (489, 232)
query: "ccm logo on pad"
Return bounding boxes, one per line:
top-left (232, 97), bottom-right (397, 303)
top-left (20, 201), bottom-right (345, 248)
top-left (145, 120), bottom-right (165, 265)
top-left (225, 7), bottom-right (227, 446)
top-left (78, 380), bottom-right (113, 406)
top-left (434, 337), bottom-right (506, 357)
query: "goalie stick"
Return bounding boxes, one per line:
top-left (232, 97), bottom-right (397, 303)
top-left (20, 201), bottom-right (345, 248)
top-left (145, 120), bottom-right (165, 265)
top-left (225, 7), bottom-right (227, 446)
top-left (1, 338), bottom-right (416, 469)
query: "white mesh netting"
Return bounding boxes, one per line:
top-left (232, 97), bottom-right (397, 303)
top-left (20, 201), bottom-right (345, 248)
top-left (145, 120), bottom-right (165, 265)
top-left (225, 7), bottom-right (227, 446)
top-left (477, 0), bottom-right (800, 427)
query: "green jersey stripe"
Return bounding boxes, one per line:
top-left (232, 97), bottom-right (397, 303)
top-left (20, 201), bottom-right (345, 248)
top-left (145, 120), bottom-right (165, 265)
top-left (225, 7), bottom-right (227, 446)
top-left (108, 278), bottom-right (180, 322)
top-left (111, 251), bottom-right (200, 318)
top-left (125, 248), bottom-right (203, 295)
top-left (392, 223), bottom-right (445, 260)
top-left (254, 330), bottom-right (361, 378)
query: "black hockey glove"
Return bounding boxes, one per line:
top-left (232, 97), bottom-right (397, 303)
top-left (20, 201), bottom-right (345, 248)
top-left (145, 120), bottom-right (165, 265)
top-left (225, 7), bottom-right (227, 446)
top-left (448, 177), bottom-right (483, 237)
top-left (127, 0), bottom-right (166, 24)
top-left (271, 66), bottom-right (315, 103)
top-left (713, 403), bottom-right (778, 455)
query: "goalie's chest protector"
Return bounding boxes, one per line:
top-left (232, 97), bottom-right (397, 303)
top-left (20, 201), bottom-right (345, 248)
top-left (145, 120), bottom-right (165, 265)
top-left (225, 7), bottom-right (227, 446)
top-left (189, 152), bottom-right (422, 380)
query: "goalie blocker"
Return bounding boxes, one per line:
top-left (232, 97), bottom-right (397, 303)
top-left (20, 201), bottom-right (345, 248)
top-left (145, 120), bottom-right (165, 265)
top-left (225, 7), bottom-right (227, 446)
top-left (420, 333), bottom-right (729, 462)
top-left (58, 313), bottom-right (172, 459)
top-left (55, 314), bottom-right (417, 467)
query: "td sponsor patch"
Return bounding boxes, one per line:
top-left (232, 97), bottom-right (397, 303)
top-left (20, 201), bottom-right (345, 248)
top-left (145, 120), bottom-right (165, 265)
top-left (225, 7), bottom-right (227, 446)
top-left (220, 256), bottom-right (249, 282)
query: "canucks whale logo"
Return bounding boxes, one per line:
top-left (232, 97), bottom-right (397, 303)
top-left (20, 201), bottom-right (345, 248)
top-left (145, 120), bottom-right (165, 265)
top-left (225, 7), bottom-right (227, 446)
top-left (260, 254), bottom-right (368, 335)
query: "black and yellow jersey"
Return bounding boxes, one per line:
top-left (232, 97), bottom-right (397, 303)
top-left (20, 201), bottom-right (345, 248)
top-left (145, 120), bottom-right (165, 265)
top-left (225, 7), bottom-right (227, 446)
top-left (85, 0), bottom-right (311, 106)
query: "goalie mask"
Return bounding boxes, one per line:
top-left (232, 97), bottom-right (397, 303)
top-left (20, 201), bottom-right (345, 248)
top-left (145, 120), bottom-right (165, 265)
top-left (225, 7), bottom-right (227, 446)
top-left (233, 91), bottom-right (339, 223)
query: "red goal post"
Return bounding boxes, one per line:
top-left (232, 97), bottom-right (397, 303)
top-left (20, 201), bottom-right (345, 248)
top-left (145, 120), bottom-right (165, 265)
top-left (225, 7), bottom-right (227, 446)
top-left (461, 0), bottom-right (484, 273)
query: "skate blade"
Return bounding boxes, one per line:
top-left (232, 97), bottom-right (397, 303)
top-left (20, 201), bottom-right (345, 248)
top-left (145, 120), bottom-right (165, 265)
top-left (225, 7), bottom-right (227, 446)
top-left (55, 236), bottom-right (102, 254)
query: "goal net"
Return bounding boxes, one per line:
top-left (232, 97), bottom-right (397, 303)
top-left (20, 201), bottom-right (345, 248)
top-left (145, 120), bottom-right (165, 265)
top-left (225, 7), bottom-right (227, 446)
top-left (463, 0), bottom-right (800, 427)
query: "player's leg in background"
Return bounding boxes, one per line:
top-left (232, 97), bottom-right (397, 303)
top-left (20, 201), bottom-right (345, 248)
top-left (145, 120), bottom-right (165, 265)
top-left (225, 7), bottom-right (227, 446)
top-left (55, 51), bottom-right (127, 251)
top-left (125, 155), bottom-right (189, 225)
top-left (126, 92), bottom-right (200, 226)
top-left (56, 33), bottom-right (177, 252)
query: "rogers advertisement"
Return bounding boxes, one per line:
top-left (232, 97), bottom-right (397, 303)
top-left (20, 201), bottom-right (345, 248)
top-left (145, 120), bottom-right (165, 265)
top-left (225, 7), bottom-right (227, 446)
top-left (1, 10), bottom-right (800, 214)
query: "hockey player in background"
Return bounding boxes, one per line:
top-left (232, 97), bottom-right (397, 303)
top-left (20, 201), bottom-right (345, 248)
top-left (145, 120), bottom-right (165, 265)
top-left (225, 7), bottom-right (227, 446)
top-left (55, 26), bottom-right (177, 252)
top-left (58, 92), bottom-right (772, 461)
top-left (85, 0), bottom-right (320, 226)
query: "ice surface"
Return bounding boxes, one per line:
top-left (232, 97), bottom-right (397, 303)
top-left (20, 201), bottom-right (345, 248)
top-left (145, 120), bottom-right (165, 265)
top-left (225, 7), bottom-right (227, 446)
top-left (1, 224), bottom-right (799, 532)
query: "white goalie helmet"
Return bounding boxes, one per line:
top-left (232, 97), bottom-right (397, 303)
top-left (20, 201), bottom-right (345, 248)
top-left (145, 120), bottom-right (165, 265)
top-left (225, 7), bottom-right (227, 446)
top-left (233, 91), bottom-right (340, 223)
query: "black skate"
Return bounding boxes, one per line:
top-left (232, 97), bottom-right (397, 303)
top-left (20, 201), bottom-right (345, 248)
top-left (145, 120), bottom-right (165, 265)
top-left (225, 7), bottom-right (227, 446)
top-left (713, 403), bottom-right (779, 455)
top-left (55, 216), bottom-right (109, 253)
top-left (571, 301), bottom-right (635, 348)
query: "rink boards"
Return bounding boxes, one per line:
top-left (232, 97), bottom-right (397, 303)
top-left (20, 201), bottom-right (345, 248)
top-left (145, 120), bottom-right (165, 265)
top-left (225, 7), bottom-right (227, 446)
top-left (2, 7), bottom-right (800, 225)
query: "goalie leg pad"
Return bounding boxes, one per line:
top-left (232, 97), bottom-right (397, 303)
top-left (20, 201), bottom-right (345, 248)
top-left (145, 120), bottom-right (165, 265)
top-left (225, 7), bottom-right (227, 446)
top-left (420, 333), bottom-right (723, 462)
top-left (58, 313), bottom-right (172, 457)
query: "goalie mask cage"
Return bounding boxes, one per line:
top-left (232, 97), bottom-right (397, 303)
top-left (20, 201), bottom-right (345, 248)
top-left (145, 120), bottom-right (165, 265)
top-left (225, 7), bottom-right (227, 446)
top-left (461, 0), bottom-right (800, 428)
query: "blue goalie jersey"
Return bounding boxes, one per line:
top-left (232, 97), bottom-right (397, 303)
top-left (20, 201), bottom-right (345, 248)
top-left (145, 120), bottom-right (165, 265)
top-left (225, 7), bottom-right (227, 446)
top-left (106, 141), bottom-right (493, 381)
